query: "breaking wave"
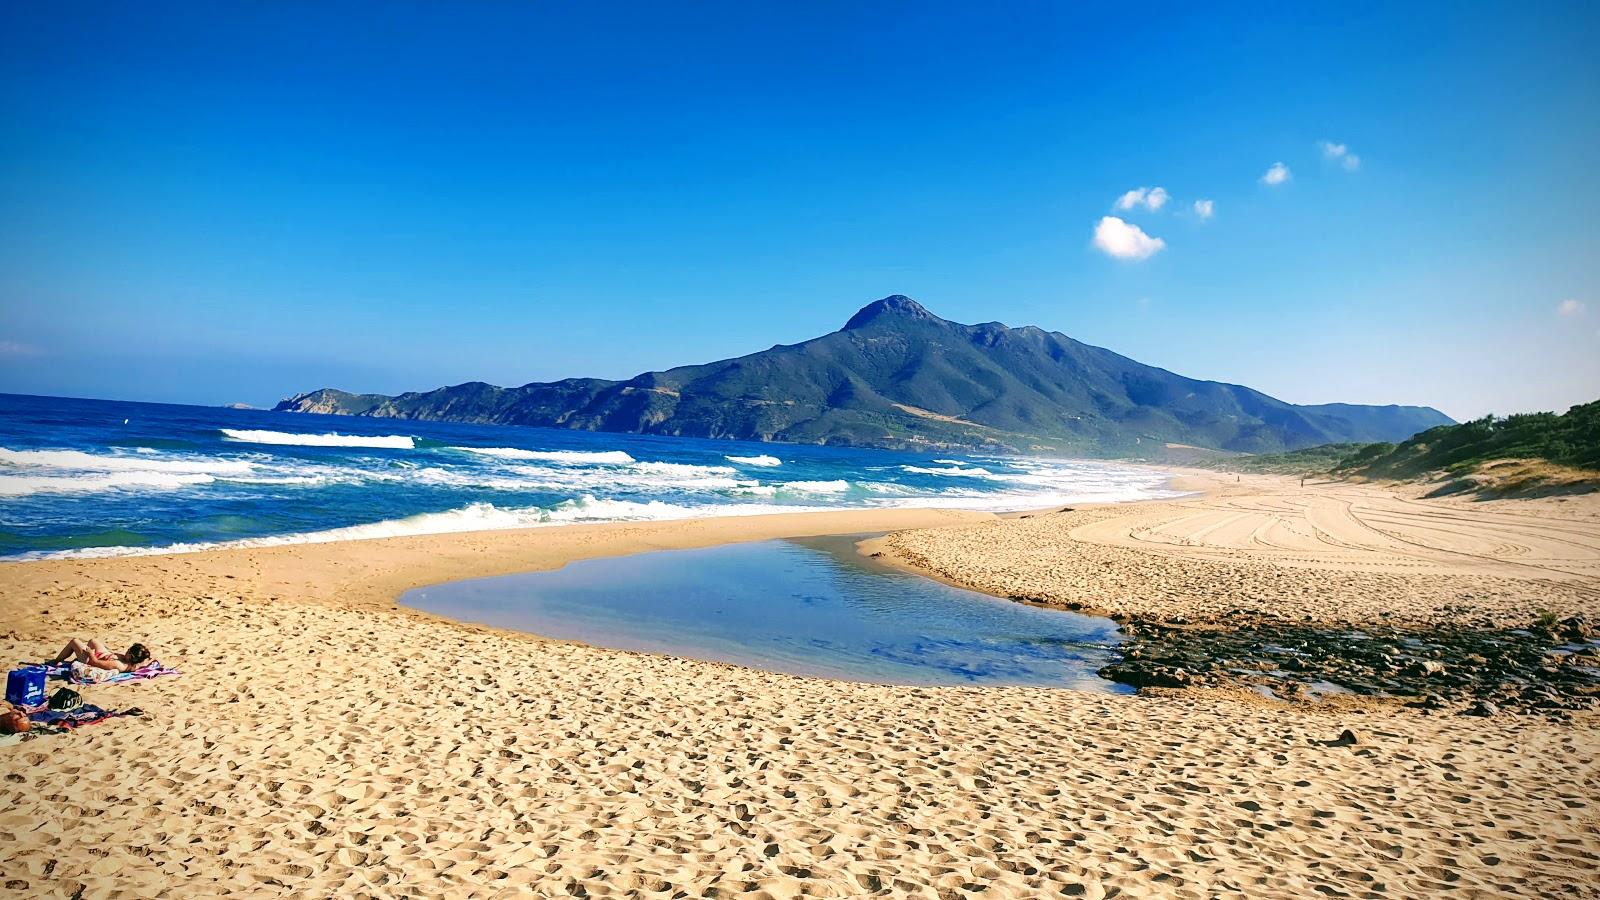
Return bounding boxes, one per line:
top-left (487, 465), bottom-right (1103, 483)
top-left (0, 471), bottom-right (217, 497)
top-left (453, 447), bottom-right (636, 464)
top-left (20, 497), bottom-right (828, 560)
top-left (0, 447), bottom-right (255, 475)
top-left (221, 429), bottom-right (416, 449)
top-left (901, 465), bottom-right (993, 477)
top-left (780, 480), bottom-right (851, 494)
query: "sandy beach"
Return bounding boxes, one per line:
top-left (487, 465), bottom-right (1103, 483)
top-left (878, 472), bottom-right (1600, 629)
top-left (2, 477), bottom-right (1598, 898)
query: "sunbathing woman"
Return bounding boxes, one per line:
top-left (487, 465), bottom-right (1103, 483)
top-left (48, 638), bottom-right (151, 678)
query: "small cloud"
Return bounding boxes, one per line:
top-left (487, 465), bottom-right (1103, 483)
top-left (1319, 140), bottom-right (1361, 172)
top-left (1557, 299), bottom-right (1587, 317)
top-left (1113, 186), bottom-right (1169, 212)
top-left (1136, 297), bottom-right (1151, 308)
top-left (1093, 216), bottom-right (1165, 261)
top-left (1261, 162), bottom-right (1291, 186)
top-left (0, 340), bottom-right (41, 358)
top-left (1193, 199), bottom-right (1214, 220)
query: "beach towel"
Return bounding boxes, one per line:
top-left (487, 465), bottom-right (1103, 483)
top-left (26, 703), bottom-right (142, 735)
top-left (104, 661), bottom-right (181, 684)
top-left (39, 660), bottom-right (182, 686)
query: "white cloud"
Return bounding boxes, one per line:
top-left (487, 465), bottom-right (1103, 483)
top-left (1093, 216), bottom-right (1165, 260)
top-left (1193, 199), bottom-right (1214, 220)
top-left (1557, 299), bottom-right (1587, 317)
top-left (1320, 140), bottom-right (1361, 171)
top-left (1113, 186), bottom-right (1169, 212)
top-left (0, 340), bottom-right (40, 358)
top-left (1261, 162), bottom-right (1291, 185)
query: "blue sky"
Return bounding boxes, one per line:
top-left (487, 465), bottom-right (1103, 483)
top-left (1, 3), bottom-right (1596, 420)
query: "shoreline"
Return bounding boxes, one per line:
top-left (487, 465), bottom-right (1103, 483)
top-left (3, 474), bottom-right (1597, 898)
top-left (0, 506), bottom-right (996, 629)
top-left (1, 468), bottom-right (1196, 567)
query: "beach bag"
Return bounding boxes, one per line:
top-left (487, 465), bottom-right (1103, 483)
top-left (5, 666), bottom-right (46, 708)
top-left (48, 688), bottom-right (83, 712)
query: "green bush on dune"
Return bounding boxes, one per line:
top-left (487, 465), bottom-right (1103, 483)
top-left (1340, 399), bottom-right (1600, 478)
top-left (1203, 399), bottom-right (1599, 478)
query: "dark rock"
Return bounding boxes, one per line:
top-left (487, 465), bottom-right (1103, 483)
top-left (1317, 729), bottom-right (1359, 747)
top-left (1461, 701), bottom-right (1499, 717)
top-left (1559, 616), bottom-right (1593, 641)
top-left (1404, 660), bottom-right (1446, 677)
top-left (1105, 615), bottom-right (1600, 713)
top-left (1099, 663), bottom-right (1193, 689)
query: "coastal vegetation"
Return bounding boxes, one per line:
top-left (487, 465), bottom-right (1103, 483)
top-left (1206, 399), bottom-right (1600, 489)
top-left (1341, 399), bottom-right (1600, 478)
top-left (1192, 443), bottom-right (1383, 475)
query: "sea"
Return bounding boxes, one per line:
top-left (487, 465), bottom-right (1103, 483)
top-left (0, 392), bottom-right (1185, 560)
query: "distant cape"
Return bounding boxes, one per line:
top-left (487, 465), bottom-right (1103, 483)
top-left (276, 295), bottom-right (1453, 456)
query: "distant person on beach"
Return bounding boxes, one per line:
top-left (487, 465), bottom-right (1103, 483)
top-left (47, 638), bottom-right (151, 675)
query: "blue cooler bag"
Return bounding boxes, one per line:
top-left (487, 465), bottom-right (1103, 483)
top-left (6, 666), bottom-right (47, 708)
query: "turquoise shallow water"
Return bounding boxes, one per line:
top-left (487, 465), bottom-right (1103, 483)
top-left (402, 537), bottom-right (1131, 691)
top-left (0, 393), bottom-right (1183, 559)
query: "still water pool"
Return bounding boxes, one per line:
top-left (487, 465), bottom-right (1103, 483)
top-left (403, 536), bottom-right (1130, 691)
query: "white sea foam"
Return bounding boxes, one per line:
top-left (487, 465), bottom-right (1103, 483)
top-left (545, 496), bottom-right (723, 523)
top-left (780, 480), bottom-right (851, 494)
top-left (901, 464), bottom-right (993, 477)
top-left (725, 454), bottom-right (782, 467)
top-left (0, 447), bottom-right (255, 475)
top-left (453, 447), bottom-right (636, 464)
top-left (229, 474), bottom-right (334, 487)
top-left (220, 428), bottom-right (416, 449)
top-left (635, 462), bottom-right (742, 489)
top-left (858, 481), bottom-right (922, 495)
top-left (17, 497), bottom-right (829, 560)
top-left (631, 461), bottom-right (737, 477)
top-left (0, 471), bottom-right (217, 496)
top-left (422, 462), bottom-right (748, 493)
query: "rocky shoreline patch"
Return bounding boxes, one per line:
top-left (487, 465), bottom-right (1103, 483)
top-left (1094, 612), bottom-right (1600, 716)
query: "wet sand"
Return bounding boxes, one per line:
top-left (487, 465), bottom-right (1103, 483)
top-left (1, 484), bottom-right (1597, 898)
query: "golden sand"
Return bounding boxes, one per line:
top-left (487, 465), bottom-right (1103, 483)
top-left (1, 483), bottom-right (1597, 898)
top-left (879, 474), bottom-right (1600, 628)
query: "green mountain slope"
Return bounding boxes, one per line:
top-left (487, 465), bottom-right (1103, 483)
top-left (275, 295), bottom-right (1453, 455)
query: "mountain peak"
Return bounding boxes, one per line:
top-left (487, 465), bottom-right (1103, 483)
top-left (278, 292), bottom-right (1454, 454)
top-left (842, 295), bottom-right (940, 330)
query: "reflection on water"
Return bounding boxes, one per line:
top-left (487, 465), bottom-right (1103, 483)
top-left (404, 536), bottom-right (1130, 691)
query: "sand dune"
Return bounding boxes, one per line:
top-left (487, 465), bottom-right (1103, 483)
top-left (1, 486), bottom-right (1597, 898)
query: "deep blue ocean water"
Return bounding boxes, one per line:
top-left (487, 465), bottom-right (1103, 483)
top-left (404, 537), bottom-right (1131, 690)
top-left (0, 392), bottom-right (1182, 559)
